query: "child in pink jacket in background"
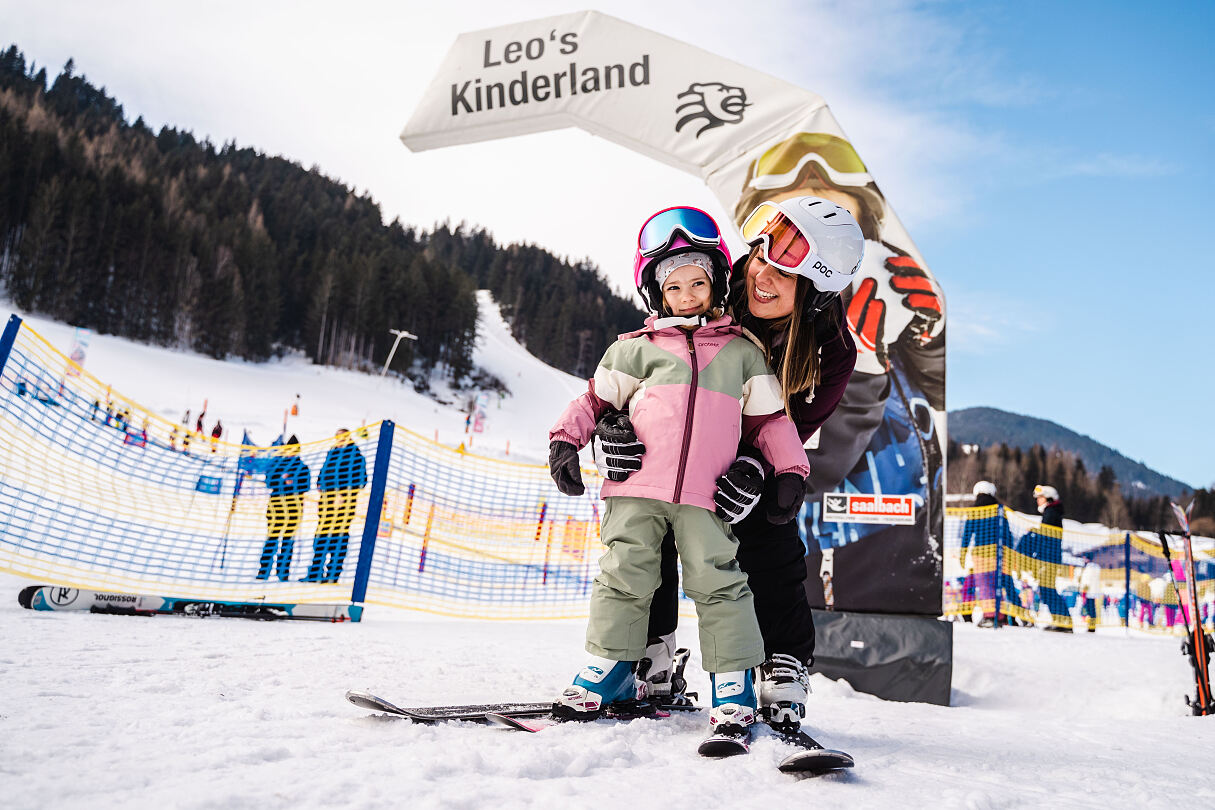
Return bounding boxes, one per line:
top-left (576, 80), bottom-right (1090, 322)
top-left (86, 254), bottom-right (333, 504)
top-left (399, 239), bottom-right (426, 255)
top-left (545, 206), bottom-right (809, 744)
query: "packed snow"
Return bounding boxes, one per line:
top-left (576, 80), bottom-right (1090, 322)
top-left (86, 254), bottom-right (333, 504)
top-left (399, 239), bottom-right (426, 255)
top-left (3, 296), bottom-right (1214, 808)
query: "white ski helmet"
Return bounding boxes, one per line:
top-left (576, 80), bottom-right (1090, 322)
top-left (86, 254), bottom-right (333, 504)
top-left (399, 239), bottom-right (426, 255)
top-left (1032, 484), bottom-right (1059, 501)
top-left (740, 195), bottom-right (865, 295)
top-left (973, 481), bottom-right (997, 498)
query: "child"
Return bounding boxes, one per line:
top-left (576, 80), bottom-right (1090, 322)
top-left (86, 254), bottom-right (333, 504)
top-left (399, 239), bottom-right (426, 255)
top-left (547, 206), bottom-right (810, 739)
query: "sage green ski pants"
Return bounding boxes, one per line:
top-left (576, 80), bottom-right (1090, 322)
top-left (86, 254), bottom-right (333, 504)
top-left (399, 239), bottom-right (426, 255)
top-left (584, 496), bottom-right (765, 672)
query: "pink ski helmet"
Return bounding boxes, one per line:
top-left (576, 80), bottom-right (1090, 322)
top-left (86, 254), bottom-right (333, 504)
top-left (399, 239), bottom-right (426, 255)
top-left (633, 206), bottom-right (733, 312)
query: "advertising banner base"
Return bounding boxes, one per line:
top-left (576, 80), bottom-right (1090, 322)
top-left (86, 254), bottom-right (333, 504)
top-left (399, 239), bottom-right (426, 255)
top-left (809, 610), bottom-right (953, 706)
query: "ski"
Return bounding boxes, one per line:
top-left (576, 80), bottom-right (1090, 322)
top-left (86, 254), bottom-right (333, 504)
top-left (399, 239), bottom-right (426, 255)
top-left (345, 691), bottom-right (552, 722)
top-left (697, 727), bottom-right (751, 757)
top-left (18, 584), bottom-right (361, 622)
top-left (1162, 503), bottom-right (1215, 717)
top-left (484, 703), bottom-right (674, 732)
top-left (771, 727), bottom-right (855, 774)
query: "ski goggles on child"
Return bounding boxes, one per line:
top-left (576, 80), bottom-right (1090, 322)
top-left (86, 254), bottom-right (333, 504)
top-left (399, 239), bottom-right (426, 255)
top-left (740, 201), bottom-right (821, 273)
top-left (637, 206), bottom-right (724, 258)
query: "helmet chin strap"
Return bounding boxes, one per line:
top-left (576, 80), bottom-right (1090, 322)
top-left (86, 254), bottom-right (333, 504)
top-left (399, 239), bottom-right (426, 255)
top-left (803, 290), bottom-right (838, 320)
top-left (653, 314), bottom-right (709, 330)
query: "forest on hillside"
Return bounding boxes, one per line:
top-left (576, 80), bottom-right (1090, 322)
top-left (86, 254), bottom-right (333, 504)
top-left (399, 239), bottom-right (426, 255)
top-left (0, 46), bottom-right (642, 385)
top-left (947, 440), bottom-right (1214, 536)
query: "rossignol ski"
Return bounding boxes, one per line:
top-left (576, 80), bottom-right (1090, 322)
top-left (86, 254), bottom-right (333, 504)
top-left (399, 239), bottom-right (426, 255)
top-left (18, 584), bottom-right (361, 622)
top-left (1159, 501), bottom-right (1214, 716)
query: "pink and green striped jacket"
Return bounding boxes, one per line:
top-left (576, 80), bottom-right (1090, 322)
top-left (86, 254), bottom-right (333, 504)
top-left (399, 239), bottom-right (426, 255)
top-left (550, 314), bottom-right (810, 512)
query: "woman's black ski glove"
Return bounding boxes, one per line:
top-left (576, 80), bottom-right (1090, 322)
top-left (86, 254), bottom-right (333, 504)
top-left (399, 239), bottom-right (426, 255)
top-left (766, 472), bottom-right (808, 525)
top-left (591, 410), bottom-right (645, 482)
top-left (714, 456), bottom-right (765, 524)
top-left (548, 440), bottom-right (585, 496)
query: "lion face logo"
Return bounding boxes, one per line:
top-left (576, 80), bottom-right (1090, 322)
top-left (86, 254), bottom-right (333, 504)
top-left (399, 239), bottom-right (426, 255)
top-left (675, 82), bottom-right (749, 138)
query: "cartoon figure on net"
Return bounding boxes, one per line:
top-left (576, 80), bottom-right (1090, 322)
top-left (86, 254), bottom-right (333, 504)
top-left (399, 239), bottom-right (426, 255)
top-left (735, 131), bottom-right (945, 558)
top-left (257, 435), bottom-right (311, 582)
top-left (302, 428), bottom-right (368, 583)
top-left (589, 196), bottom-right (864, 735)
top-left (547, 205), bottom-right (810, 741)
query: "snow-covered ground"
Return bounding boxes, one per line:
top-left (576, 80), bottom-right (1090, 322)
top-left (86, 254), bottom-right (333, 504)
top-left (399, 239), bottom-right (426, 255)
top-left (3, 581), bottom-right (1213, 809)
top-left (3, 297), bottom-right (1215, 807)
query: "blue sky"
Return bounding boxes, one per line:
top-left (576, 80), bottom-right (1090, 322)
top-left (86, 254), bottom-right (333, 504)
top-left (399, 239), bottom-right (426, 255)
top-left (3, 0), bottom-right (1212, 487)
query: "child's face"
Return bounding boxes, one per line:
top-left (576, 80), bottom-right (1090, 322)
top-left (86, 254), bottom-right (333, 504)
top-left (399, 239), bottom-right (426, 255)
top-left (661, 264), bottom-right (713, 317)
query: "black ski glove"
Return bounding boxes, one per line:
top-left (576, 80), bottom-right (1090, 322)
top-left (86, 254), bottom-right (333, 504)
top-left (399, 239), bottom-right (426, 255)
top-left (714, 456), bottom-right (765, 524)
top-left (591, 410), bottom-right (645, 482)
top-left (548, 440), bottom-right (585, 496)
top-left (766, 472), bottom-right (808, 525)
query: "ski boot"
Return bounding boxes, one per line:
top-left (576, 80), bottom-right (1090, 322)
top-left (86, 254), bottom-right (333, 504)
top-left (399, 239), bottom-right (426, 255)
top-left (707, 670), bottom-right (757, 736)
top-left (553, 656), bottom-right (645, 721)
top-left (637, 633), bottom-right (697, 707)
top-left (757, 653), bottom-right (810, 733)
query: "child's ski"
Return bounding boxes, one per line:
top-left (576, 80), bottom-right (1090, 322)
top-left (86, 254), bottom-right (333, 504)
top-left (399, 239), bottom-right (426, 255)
top-left (771, 727), bottom-right (855, 774)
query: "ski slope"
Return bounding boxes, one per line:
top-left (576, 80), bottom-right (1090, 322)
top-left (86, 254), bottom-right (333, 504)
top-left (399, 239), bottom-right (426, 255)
top-left (3, 297), bottom-right (1214, 807)
top-left (7, 289), bottom-right (585, 465)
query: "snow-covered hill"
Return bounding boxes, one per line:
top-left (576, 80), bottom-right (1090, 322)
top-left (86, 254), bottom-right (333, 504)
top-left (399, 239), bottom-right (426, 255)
top-left (7, 290), bottom-right (585, 465)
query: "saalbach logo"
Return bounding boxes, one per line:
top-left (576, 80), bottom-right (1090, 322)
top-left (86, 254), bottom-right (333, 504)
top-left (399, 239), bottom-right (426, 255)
top-left (675, 82), bottom-right (749, 137)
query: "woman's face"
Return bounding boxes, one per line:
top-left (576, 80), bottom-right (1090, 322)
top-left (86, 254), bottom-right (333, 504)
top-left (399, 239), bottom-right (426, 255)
top-left (743, 250), bottom-right (798, 320)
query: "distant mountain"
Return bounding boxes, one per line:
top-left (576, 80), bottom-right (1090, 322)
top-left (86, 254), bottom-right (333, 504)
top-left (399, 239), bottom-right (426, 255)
top-left (948, 407), bottom-right (1192, 499)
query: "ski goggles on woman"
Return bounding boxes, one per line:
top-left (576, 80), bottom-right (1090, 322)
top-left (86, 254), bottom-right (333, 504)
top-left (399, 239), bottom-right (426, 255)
top-left (637, 206), bottom-right (723, 257)
top-left (740, 201), bottom-right (821, 273)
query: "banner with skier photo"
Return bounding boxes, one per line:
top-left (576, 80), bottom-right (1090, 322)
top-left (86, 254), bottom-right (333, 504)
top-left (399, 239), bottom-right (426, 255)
top-left (403, 10), bottom-right (946, 616)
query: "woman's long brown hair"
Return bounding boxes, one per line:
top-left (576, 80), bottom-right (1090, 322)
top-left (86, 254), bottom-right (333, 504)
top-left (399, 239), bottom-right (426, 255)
top-left (731, 247), bottom-right (837, 416)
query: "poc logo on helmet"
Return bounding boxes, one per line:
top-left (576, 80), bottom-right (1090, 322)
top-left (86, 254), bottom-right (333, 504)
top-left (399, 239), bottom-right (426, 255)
top-left (675, 82), bottom-right (749, 138)
top-left (813, 260), bottom-right (832, 277)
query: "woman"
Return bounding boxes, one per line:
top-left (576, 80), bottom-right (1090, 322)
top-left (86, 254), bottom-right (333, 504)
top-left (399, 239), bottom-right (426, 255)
top-left (594, 196), bottom-right (861, 732)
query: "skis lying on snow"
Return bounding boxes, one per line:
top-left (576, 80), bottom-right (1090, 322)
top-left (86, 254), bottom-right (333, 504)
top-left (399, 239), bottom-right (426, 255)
top-left (697, 704), bottom-right (753, 758)
top-left (1159, 502), bottom-right (1215, 717)
top-left (485, 708), bottom-right (851, 775)
top-left (347, 690), bottom-right (690, 724)
top-left (772, 728), bottom-right (855, 774)
top-left (18, 584), bottom-right (362, 622)
top-left (345, 690), bottom-right (554, 722)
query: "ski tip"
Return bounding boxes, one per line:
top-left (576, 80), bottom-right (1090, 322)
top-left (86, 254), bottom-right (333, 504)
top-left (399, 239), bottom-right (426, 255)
top-left (17, 585), bottom-right (39, 609)
top-left (777, 749), bottom-right (855, 775)
top-left (697, 735), bottom-right (751, 758)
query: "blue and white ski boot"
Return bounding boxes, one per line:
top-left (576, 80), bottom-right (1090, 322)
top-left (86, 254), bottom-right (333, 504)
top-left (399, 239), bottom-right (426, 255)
top-left (698, 670), bottom-right (756, 757)
top-left (553, 656), bottom-right (644, 720)
top-left (758, 653), bottom-right (810, 733)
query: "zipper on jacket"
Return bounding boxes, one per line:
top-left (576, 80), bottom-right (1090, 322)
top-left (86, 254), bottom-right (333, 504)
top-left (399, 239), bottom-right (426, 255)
top-left (672, 331), bottom-right (698, 504)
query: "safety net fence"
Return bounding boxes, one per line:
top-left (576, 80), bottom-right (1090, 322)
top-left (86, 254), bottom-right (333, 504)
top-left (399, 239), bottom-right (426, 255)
top-left (945, 504), bottom-right (1214, 634)
top-left (5, 314), bottom-right (1210, 628)
top-left (0, 315), bottom-right (600, 619)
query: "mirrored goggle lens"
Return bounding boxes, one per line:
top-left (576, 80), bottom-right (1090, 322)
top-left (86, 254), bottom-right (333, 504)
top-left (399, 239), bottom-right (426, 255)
top-left (741, 203), bottom-right (811, 269)
top-left (638, 207), bottom-right (721, 256)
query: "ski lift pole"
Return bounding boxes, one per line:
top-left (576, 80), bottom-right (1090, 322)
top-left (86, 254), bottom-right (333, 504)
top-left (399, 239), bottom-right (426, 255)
top-left (380, 329), bottom-right (418, 377)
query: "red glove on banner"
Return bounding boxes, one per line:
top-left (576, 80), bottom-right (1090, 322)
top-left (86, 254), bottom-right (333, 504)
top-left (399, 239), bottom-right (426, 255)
top-left (846, 276), bottom-right (888, 373)
top-left (886, 255), bottom-right (943, 345)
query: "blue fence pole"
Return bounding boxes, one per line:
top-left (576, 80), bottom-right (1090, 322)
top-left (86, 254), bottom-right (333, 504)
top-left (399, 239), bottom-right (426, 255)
top-left (350, 420), bottom-right (395, 605)
top-left (1124, 531), bottom-right (1131, 631)
top-left (0, 315), bottom-right (22, 374)
top-left (994, 505), bottom-right (1004, 629)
